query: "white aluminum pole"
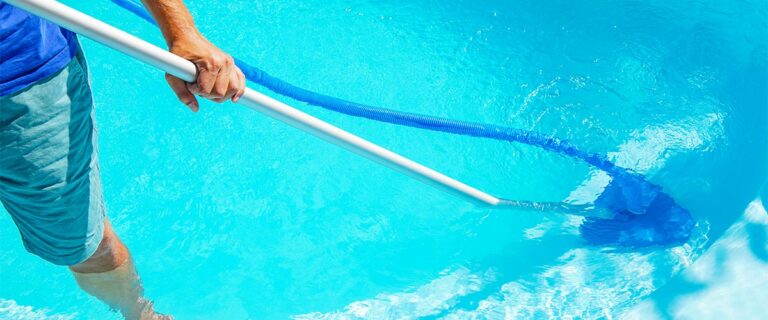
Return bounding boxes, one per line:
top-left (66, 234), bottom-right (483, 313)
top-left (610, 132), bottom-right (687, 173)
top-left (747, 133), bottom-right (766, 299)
top-left (5, 0), bottom-right (502, 207)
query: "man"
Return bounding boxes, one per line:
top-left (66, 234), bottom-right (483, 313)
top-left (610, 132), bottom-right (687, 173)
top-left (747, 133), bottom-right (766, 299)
top-left (0, 0), bottom-right (244, 318)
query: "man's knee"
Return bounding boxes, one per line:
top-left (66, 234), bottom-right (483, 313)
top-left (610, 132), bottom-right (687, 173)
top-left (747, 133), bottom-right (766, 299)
top-left (70, 219), bottom-right (130, 273)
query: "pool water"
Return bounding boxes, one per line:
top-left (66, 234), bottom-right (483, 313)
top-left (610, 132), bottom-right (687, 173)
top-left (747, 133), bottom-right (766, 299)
top-left (1, 0), bottom-right (767, 318)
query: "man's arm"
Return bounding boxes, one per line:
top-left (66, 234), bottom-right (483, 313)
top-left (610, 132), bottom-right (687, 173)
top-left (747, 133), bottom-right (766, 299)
top-left (141, 0), bottom-right (245, 112)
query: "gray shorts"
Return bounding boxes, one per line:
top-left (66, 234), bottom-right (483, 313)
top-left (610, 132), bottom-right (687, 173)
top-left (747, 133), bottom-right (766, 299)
top-left (0, 47), bottom-right (105, 266)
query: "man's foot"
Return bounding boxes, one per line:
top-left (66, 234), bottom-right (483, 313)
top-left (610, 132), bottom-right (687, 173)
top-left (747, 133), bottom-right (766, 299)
top-left (122, 298), bottom-right (173, 320)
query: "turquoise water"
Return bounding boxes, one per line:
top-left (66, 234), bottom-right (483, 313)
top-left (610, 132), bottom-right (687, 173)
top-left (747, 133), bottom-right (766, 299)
top-left (1, 0), bottom-right (767, 318)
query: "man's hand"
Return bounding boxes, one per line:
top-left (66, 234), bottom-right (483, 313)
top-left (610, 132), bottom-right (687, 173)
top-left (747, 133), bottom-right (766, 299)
top-left (141, 0), bottom-right (245, 112)
top-left (166, 34), bottom-right (245, 112)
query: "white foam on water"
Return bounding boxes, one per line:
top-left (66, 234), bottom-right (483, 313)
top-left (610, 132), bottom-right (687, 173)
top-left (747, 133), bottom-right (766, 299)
top-left (292, 267), bottom-right (492, 319)
top-left (0, 299), bottom-right (76, 320)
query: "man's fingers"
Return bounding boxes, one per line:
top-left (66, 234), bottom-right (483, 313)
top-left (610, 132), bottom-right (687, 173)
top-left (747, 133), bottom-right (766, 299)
top-left (165, 74), bottom-right (199, 112)
top-left (191, 60), bottom-right (221, 96)
top-left (222, 67), bottom-right (243, 103)
top-left (232, 68), bottom-right (246, 102)
top-left (176, 48), bottom-right (242, 104)
top-left (210, 59), bottom-right (232, 102)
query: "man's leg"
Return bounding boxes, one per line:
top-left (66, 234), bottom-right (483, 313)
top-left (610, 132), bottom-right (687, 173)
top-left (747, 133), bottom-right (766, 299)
top-left (70, 219), bottom-right (166, 320)
top-left (0, 50), bottom-right (167, 319)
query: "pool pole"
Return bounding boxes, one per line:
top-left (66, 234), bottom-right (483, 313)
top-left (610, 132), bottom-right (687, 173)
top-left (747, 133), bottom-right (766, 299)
top-left (5, 0), bottom-right (507, 207)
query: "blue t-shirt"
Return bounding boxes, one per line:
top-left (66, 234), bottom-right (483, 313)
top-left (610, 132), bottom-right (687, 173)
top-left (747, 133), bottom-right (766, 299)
top-left (0, 3), bottom-right (78, 97)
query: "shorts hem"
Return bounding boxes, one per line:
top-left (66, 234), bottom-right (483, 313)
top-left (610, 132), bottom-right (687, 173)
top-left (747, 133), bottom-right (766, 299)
top-left (22, 216), bottom-right (105, 266)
